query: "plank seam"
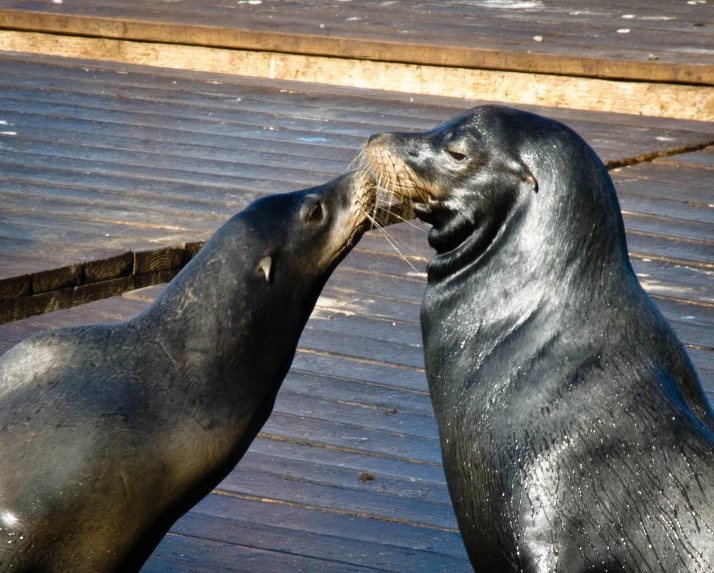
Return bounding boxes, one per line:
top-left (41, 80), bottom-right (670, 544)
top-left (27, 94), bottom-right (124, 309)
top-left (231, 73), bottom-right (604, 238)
top-left (210, 490), bottom-right (459, 532)
top-left (605, 141), bottom-right (714, 170)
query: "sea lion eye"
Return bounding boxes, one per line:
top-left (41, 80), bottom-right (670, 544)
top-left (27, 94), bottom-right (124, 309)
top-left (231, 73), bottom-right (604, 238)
top-left (446, 148), bottom-right (467, 162)
top-left (306, 201), bottom-right (324, 223)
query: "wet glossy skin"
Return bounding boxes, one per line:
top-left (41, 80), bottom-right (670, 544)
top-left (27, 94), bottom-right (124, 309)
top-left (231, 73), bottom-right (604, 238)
top-left (366, 106), bottom-right (714, 572)
top-left (0, 172), bottom-right (373, 573)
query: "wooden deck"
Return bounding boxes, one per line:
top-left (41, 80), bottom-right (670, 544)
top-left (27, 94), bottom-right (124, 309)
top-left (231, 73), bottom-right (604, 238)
top-left (1, 52), bottom-right (713, 321)
top-left (0, 213), bottom-right (712, 571)
top-left (1, 1), bottom-right (713, 119)
top-left (0, 1), bottom-right (713, 570)
top-left (0, 48), bottom-right (712, 571)
top-left (2, 0), bottom-right (713, 81)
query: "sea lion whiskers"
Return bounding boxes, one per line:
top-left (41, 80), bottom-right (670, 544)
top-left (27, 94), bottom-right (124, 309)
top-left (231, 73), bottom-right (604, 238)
top-left (348, 147), bottom-right (368, 172)
top-left (352, 164), bottom-right (427, 262)
top-left (345, 167), bottom-right (423, 270)
top-left (363, 141), bottom-right (432, 206)
top-left (359, 208), bottom-right (425, 275)
top-left (353, 146), bottom-right (400, 224)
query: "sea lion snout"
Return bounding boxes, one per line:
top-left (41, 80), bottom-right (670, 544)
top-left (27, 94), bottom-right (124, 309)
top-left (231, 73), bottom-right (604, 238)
top-left (367, 132), bottom-right (389, 146)
top-left (364, 132), bottom-right (444, 204)
top-left (292, 170), bottom-right (375, 271)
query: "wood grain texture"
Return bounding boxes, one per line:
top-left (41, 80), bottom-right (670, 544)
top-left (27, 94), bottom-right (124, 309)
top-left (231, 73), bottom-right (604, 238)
top-left (0, 0), bottom-right (713, 85)
top-left (0, 214), bottom-right (711, 572)
top-left (1, 53), bottom-right (711, 324)
top-left (1, 31), bottom-right (713, 121)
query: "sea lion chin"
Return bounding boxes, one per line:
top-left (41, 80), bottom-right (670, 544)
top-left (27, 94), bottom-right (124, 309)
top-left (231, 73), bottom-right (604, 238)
top-left (366, 105), bottom-right (714, 572)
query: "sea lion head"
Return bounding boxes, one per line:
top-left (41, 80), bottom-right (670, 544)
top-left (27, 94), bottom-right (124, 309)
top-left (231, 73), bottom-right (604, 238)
top-left (161, 168), bottom-right (375, 354)
top-left (233, 169), bottom-right (375, 301)
top-left (364, 105), bottom-right (628, 284)
top-left (149, 168), bottom-right (375, 400)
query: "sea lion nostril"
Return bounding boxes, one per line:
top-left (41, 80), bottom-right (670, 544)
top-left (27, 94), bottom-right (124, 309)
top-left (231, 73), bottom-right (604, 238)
top-left (368, 133), bottom-right (388, 145)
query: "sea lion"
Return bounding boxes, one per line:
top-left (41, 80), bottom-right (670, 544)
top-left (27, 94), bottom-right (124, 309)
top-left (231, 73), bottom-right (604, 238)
top-left (0, 170), bottom-right (374, 572)
top-left (364, 105), bottom-right (714, 572)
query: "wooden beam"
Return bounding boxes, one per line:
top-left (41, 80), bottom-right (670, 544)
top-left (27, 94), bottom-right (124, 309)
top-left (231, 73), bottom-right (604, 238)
top-left (1, 9), bottom-right (713, 86)
top-left (1, 31), bottom-right (713, 122)
top-left (0, 243), bottom-right (204, 324)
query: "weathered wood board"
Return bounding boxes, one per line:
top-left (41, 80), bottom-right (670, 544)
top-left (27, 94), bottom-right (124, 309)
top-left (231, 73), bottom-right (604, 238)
top-left (0, 216), bottom-right (711, 572)
top-left (1, 1), bottom-right (713, 119)
top-left (1, 53), bottom-right (713, 323)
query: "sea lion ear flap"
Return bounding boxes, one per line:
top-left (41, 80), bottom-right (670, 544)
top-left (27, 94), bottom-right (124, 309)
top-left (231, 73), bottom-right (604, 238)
top-left (521, 163), bottom-right (538, 193)
top-left (257, 256), bottom-right (273, 283)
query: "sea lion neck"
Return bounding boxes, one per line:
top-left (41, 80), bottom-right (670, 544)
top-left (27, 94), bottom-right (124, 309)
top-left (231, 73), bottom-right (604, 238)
top-left (134, 213), bottom-right (309, 400)
top-left (421, 180), bottom-right (524, 281)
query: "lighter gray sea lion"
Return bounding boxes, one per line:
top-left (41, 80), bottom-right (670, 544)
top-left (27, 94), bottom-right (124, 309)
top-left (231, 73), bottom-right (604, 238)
top-left (364, 105), bottom-right (714, 572)
top-left (0, 170), bottom-right (374, 572)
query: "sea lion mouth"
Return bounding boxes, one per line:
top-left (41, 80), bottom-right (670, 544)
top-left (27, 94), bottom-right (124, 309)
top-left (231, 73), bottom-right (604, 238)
top-left (362, 136), bottom-right (440, 210)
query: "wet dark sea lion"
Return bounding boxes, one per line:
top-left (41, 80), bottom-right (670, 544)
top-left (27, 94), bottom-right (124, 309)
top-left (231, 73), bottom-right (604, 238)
top-left (0, 171), bottom-right (373, 572)
top-left (364, 106), bottom-right (714, 572)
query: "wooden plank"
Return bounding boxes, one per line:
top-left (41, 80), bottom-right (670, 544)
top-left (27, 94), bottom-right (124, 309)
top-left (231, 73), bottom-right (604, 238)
top-left (142, 555), bottom-right (219, 573)
top-left (0, 270), bottom-right (177, 324)
top-left (0, 0), bottom-right (713, 86)
top-left (149, 531), bottom-right (375, 572)
top-left (0, 122), bottom-right (354, 175)
top-left (292, 351), bottom-right (428, 394)
top-left (248, 435), bottom-right (443, 485)
top-left (273, 384), bottom-right (436, 440)
top-left (1, 65), bottom-right (712, 146)
top-left (260, 412), bottom-right (441, 466)
top-left (658, 147), bottom-right (714, 170)
top-left (3, 95), bottom-right (709, 184)
top-left (214, 468), bottom-right (454, 529)
top-left (308, 309), bottom-right (422, 347)
top-left (691, 349), bottom-right (714, 372)
top-left (0, 164), bottom-right (277, 205)
top-left (0, 84), bottom-right (396, 140)
top-left (626, 232), bottom-right (714, 268)
top-left (190, 493), bottom-right (467, 558)
top-left (299, 327), bottom-right (424, 371)
top-left (0, 138), bottom-right (333, 188)
top-left (163, 511), bottom-right (470, 573)
top-left (236, 448), bottom-right (448, 503)
top-left (1, 53), bottom-right (712, 136)
top-left (30, 263), bottom-right (83, 294)
top-left (335, 248), bottom-right (714, 308)
top-left (1, 31), bottom-right (713, 121)
top-left (632, 259), bottom-right (714, 305)
top-left (84, 252), bottom-right (134, 284)
top-left (0, 272), bottom-right (31, 301)
top-left (613, 165), bottom-right (714, 207)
